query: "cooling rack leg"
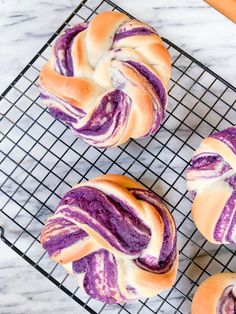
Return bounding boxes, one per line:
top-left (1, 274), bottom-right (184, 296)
top-left (0, 226), bottom-right (8, 244)
top-left (0, 225), bottom-right (5, 237)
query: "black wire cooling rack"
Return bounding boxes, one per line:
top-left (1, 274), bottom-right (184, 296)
top-left (0, 0), bottom-right (236, 313)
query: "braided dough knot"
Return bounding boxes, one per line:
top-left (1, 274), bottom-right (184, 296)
top-left (187, 126), bottom-right (236, 244)
top-left (41, 174), bottom-right (177, 303)
top-left (39, 11), bottom-right (171, 147)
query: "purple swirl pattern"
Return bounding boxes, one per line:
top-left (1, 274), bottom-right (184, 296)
top-left (217, 285), bottom-right (236, 314)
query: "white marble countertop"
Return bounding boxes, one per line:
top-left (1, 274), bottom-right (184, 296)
top-left (0, 1), bottom-right (236, 314)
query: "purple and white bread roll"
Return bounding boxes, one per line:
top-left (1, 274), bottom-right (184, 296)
top-left (41, 174), bottom-right (178, 303)
top-left (192, 273), bottom-right (236, 314)
top-left (39, 11), bottom-right (171, 148)
top-left (186, 126), bottom-right (236, 244)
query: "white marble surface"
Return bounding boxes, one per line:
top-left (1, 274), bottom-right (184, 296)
top-left (0, 0), bottom-right (236, 313)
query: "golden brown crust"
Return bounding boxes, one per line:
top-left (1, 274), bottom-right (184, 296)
top-left (129, 257), bottom-right (178, 296)
top-left (40, 63), bottom-right (103, 110)
top-left (91, 173), bottom-right (146, 190)
top-left (114, 34), bottom-right (163, 50)
top-left (192, 273), bottom-right (236, 314)
top-left (52, 238), bottom-right (100, 264)
top-left (85, 11), bottom-right (130, 67)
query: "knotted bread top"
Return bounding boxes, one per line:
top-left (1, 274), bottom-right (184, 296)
top-left (41, 174), bottom-right (177, 303)
top-left (39, 11), bottom-right (171, 147)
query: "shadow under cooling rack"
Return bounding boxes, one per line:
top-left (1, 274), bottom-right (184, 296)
top-left (0, 0), bottom-right (236, 313)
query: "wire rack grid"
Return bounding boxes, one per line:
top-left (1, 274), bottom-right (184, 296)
top-left (0, 0), bottom-right (235, 313)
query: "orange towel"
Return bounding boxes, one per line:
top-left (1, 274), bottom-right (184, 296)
top-left (204, 0), bottom-right (236, 23)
